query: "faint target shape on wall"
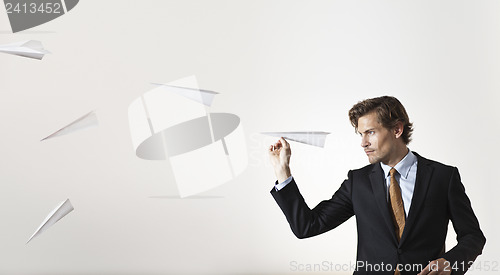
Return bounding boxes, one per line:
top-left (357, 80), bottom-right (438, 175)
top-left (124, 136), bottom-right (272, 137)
top-left (128, 76), bottom-right (247, 198)
top-left (3, 0), bottom-right (80, 33)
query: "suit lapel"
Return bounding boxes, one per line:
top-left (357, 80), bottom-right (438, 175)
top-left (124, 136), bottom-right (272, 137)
top-left (369, 164), bottom-right (398, 244)
top-left (399, 152), bottom-right (433, 245)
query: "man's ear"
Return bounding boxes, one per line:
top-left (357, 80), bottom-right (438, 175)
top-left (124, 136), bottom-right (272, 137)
top-left (394, 121), bottom-right (404, 139)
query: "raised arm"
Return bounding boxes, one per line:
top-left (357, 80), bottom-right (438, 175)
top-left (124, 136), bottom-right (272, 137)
top-left (270, 174), bottom-right (354, 239)
top-left (269, 138), bottom-right (354, 238)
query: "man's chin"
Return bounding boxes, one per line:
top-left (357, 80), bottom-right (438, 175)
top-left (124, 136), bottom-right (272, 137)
top-left (367, 156), bottom-right (380, 164)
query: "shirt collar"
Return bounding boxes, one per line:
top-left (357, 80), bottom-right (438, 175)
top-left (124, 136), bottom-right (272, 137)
top-left (380, 149), bottom-right (417, 179)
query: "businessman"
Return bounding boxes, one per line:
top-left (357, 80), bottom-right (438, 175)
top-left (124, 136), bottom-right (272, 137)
top-left (269, 96), bottom-right (485, 275)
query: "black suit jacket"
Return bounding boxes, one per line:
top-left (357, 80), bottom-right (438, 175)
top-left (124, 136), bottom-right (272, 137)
top-left (271, 152), bottom-right (485, 275)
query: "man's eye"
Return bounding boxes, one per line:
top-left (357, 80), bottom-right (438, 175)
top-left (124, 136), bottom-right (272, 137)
top-left (369, 131), bottom-right (375, 135)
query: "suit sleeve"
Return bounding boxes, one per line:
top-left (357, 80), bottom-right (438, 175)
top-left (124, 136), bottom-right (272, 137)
top-left (443, 167), bottom-right (486, 275)
top-left (270, 171), bottom-right (355, 239)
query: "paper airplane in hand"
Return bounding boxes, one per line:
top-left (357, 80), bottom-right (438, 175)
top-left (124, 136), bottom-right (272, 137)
top-left (0, 40), bottom-right (50, 60)
top-left (27, 199), bottom-right (74, 244)
top-left (41, 110), bottom-right (98, 141)
top-left (261, 131), bottom-right (330, 148)
top-left (150, 83), bottom-right (218, 107)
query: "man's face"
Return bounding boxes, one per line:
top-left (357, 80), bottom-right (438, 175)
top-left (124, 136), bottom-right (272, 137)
top-left (357, 112), bottom-right (397, 165)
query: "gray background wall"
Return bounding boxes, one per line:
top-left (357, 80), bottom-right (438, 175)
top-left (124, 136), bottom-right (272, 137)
top-left (0, 1), bottom-right (498, 274)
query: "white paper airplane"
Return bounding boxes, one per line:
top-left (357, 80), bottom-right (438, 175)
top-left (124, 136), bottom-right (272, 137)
top-left (27, 199), bottom-right (74, 244)
top-left (261, 131), bottom-right (330, 148)
top-left (0, 40), bottom-right (50, 60)
top-left (150, 83), bottom-right (218, 107)
top-left (41, 110), bottom-right (98, 141)
top-left (129, 76), bottom-right (248, 198)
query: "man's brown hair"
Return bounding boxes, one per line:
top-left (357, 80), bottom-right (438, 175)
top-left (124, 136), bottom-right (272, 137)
top-left (348, 96), bottom-right (414, 144)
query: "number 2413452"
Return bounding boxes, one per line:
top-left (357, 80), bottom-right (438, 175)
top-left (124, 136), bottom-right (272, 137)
top-left (5, 2), bottom-right (62, 14)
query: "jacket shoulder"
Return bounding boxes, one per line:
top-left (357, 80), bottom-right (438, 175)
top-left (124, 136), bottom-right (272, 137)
top-left (413, 151), bottom-right (456, 171)
top-left (351, 163), bottom-right (378, 177)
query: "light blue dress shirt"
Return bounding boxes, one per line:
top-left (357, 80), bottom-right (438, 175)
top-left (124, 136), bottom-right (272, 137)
top-left (275, 176), bottom-right (293, 191)
top-left (275, 149), bottom-right (418, 217)
top-left (380, 149), bottom-right (418, 217)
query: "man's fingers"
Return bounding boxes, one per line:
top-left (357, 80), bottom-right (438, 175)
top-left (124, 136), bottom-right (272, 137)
top-left (269, 143), bottom-right (281, 152)
top-left (280, 137), bottom-right (289, 148)
top-left (269, 138), bottom-right (288, 155)
top-left (417, 263), bottom-right (430, 275)
top-left (418, 258), bottom-right (451, 275)
top-left (273, 140), bottom-right (282, 149)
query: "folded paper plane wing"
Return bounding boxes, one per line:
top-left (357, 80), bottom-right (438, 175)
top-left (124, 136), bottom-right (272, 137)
top-left (261, 131), bottom-right (330, 148)
top-left (150, 83), bottom-right (218, 107)
top-left (41, 110), bottom-right (98, 141)
top-left (27, 199), bottom-right (74, 244)
top-left (0, 40), bottom-right (50, 60)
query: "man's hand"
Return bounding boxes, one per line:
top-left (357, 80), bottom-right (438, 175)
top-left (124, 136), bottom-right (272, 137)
top-left (418, 258), bottom-right (451, 275)
top-left (268, 137), bottom-right (292, 183)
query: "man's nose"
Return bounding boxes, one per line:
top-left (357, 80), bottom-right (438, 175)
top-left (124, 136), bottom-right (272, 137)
top-left (361, 136), bottom-right (370, 148)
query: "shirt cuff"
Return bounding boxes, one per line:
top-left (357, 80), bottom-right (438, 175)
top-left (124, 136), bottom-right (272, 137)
top-left (275, 176), bottom-right (293, 191)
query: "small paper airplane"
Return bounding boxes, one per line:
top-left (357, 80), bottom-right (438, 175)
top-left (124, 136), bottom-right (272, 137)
top-left (27, 199), bottom-right (74, 244)
top-left (261, 131), bottom-right (330, 148)
top-left (41, 110), bottom-right (98, 141)
top-left (0, 40), bottom-right (50, 60)
top-left (150, 83), bottom-right (218, 107)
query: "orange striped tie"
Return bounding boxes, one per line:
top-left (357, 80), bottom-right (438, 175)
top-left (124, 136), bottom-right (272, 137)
top-left (389, 168), bottom-right (405, 275)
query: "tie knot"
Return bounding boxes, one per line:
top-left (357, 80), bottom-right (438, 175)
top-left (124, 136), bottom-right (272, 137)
top-left (390, 168), bottom-right (397, 177)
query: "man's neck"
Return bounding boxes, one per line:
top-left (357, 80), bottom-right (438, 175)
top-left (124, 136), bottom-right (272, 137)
top-left (382, 146), bottom-right (409, 167)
